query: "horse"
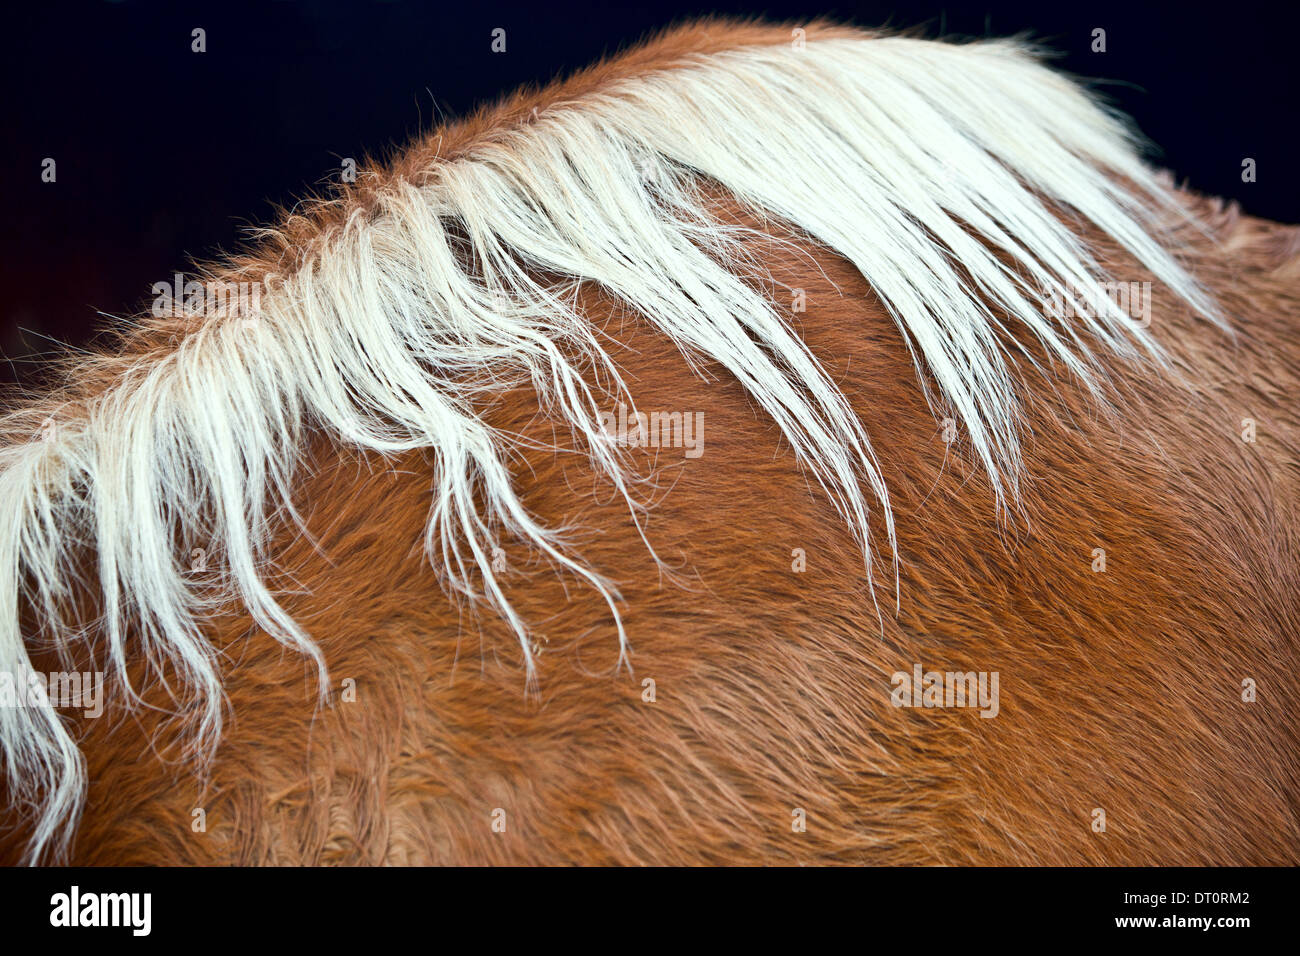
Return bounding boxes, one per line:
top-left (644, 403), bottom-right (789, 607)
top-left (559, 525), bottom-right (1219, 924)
top-left (1, 19), bottom-right (1296, 865)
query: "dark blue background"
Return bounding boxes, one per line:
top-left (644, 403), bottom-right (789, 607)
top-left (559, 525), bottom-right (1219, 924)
top-left (3, 0), bottom-right (1295, 388)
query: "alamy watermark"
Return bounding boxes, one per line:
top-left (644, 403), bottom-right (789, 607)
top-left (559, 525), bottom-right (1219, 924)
top-left (151, 273), bottom-right (263, 319)
top-left (1041, 279), bottom-right (1153, 328)
top-left (0, 669), bottom-right (104, 718)
top-left (891, 663), bottom-right (999, 718)
top-left (599, 403), bottom-right (704, 458)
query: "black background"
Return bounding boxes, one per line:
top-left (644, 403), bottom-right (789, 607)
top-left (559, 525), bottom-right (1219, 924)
top-left (3, 0), bottom-right (1296, 388)
top-left (0, 864), bottom-right (1283, 940)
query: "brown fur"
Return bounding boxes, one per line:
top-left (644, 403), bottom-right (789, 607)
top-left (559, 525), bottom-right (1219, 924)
top-left (1, 21), bottom-right (1297, 865)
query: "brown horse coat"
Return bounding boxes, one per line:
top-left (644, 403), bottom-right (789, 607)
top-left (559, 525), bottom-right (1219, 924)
top-left (1, 20), bottom-right (1296, 865)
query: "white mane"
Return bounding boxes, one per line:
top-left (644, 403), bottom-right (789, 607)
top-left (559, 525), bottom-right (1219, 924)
top-left (0, 31), bottom-right (1219, 862)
